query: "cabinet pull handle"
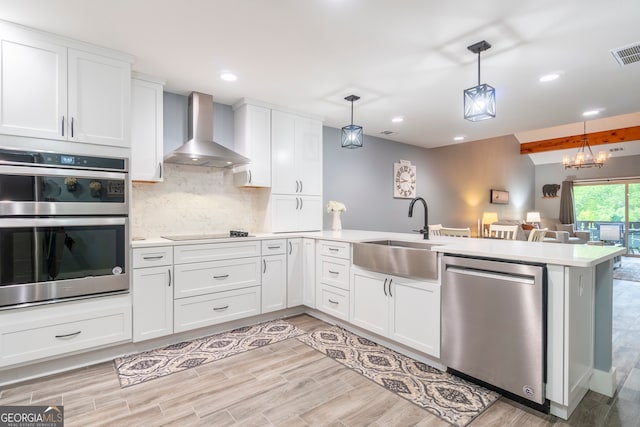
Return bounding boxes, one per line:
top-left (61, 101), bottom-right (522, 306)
top-left (295, 180), bottom-right (300, 193)
top-left (295, 197), bottom-right (300, 210)
top-left (159, 163), bottom-right (162, 179)
top-left (328, 299), bottom-right (339, 305)
top-left (168, 268), bottom-right (172, 287)
top-left (263, 259), bottom-right (266, 273)
top-left (300, 180), bottom-right (303, 193)
top-left (213, 274), bottom-right (229, 280)
top-left (213, 305), bottom-right (229, 311)
top-left (267, 245), bottom-right (280, 249)
top-left (388, 279), bottom-right (393, 297)
top-left (61, 116), bottom-right (65, 137)
top-left (328, 270), bottom-right (339, 275)
top-left (248, 170), bottom-right (252, 184)
top-left (328, 248), bottom-right (339, 252)
top-left (143, 255), bottom-right (163, 260)
top-left (383, 278), bottom-right (388, 296)
top-left (300, 198), bottom-right (303, 209)
top-left (71, 117), bottom-right (75, 138)
top-left (55, 331), bottom-right (81, 339)
top-left (289, 241), bottom-right (292, 255)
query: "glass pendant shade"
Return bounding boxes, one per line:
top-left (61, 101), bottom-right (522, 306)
top-left (464, 40), bottom-right (495, 121)
top-left (341, 94), bottom-right (363, 148)
top-left (341, 124), bottom-right (363, 148)
top-left (464, 83), bottom-right (496, 121)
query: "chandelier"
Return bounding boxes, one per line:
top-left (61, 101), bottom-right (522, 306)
top-left (563, 122), bottom-right (607, 169)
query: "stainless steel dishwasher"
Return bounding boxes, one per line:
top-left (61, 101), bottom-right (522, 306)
top-left (441, 255), bottom-right (548, 409)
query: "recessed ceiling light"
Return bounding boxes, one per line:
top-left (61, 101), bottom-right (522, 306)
top-left (191, 157), bottom-right (199, 161)
top-left (453, 136), bottom-right (465, 141)
top-left (583, 109), bottom-right (601, 117)
top-left (391, 117), bottom-right (404, 123)
top-left (539, 73), bottom-right (559, 82)
top-left (220, 72), bottom-right (237, 82)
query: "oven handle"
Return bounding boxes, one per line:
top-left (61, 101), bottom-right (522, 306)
top-left (0, 164), bottom-right (126, 181)
top-left (0, 217), bottom-right (126, 228)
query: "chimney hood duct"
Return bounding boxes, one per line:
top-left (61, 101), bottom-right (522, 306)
top-left (163, 92), bottom-right (250, 168)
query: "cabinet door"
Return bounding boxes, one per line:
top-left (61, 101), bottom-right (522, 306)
top-left (350, 268), bottom-right (389, 336)
top-left (389, 278), bottom-right (440, 357)
top-left (133, 266), bottom-right (173, 342)
top-left (234, 104), bottom-right (271, 187)
top-left (302, 238), bottom-right (316, 308)
top-left (131, 77), bottom-right (164, 181)
top-left (298, 196), bottom-right (322, 231)
top-left (272, 194), bottom-right (299, 232)
top-left (271, 110), bottom-right (297, 194)
top-left (262, 254), bottom-right (287, 313)
top-left (68, 49), bottom-right (130, 147)
top-left (0, 33), bottom-right (67, 140)
top-left (296, 117), bottom-right (322, 195)
top-left (287, 239), bottom-right (303, 307)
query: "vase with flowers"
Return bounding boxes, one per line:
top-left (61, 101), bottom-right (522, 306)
top-left (326, 200), bottom-right (346, 231)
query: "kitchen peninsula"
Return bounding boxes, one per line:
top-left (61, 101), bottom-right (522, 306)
top-left (130, 229), bottom-right (625, 420)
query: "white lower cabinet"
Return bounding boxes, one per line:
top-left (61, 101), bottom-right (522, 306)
top-left (287, 239), bottom-right (304, 307)
top-left (302, 238), bottom-right (316, 308)
top-left (0, 295), bottom-right (131, 367)
top-left (315, 240), bottom-right (351, 321)
top-left (262, 254), bottom-right (287, 313)
top-left (317, 284), bottom-right (350, 321)
top-left (132, 246), bottom-right (174, 342)
top-left (133, 266), bottom-right (173, 342)
top-left (350, 266), bottom-right (440, 357)
top-left (174, 286), bottom-right (261, 333)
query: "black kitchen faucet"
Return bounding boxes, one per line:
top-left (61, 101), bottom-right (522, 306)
top-left (408, 197), bottom-right (429, 239)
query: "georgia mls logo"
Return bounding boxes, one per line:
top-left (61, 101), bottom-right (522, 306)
top-left (0, 405), bottom-right (64, 427)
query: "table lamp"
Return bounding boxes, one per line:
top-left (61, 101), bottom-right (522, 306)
top-left (526, 212), bottom-right (541, 227)
top-left (481, 212), bottom-right (498, 237)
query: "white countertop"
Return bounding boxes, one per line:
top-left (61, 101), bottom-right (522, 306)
top-left (131, 229), bottom-right (626, 267)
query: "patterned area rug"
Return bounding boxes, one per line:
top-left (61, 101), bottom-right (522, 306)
top-left (114, 320), bottom-right (304, 388)
top-left (614, 262), bottom-right (640, 282)
top-left (298, 326), bottom-right (499, 427)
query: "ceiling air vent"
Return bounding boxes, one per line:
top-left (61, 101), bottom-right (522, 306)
top-left (609, 147), bottom-right (624, 153)
top-left (379, 130), bottom-right (396, 135)
top-left (611, 42), bottom-right (640, 66)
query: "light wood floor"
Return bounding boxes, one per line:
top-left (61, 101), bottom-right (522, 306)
top-left (1, 261), bottom-right (639, 426)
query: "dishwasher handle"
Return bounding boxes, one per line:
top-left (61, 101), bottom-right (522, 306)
top-left (445, 265), bottom-right (536, 285)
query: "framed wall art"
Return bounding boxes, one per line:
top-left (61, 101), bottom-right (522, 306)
top-left (490, 189), bottom-right (509, 204)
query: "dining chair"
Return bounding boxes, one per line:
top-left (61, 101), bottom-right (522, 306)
top-left (528, 228), bottom-right (549, 242)
top-left (489, 224), bottom-right (519, 240)
top-left (429, 224), bottom-right (443, 237)
top-left (439, 227), bottom-right (471, 237)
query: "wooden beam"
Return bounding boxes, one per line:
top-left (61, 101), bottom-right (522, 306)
top-left (519, 125), bottom-right (640, 155)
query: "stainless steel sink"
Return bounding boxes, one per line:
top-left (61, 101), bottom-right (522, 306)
top-left (352, 239), bottom-right (441, 280)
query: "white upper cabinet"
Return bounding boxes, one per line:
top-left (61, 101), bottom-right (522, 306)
top-left (0, 21), bottom-right (132, 148)
top-left (0, 32), bottom-right (67, 140)
top-left (67, 49), bottom-right (130, 147)
top-left (271, 110), bottom-right (322, 196)
top-left (233, 102), bottom-right (271, 187)
top-left (131, 74), bottom-right (165, 181)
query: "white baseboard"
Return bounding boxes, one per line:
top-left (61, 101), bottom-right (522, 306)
top-left (590, 367), bottom-right (617, 397)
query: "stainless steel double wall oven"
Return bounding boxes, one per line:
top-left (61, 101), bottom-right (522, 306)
top-left (0, 148), bottom-right (129, 308)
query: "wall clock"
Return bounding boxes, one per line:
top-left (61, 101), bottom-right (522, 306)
top-left (394, 161), bottom-right (416, 198)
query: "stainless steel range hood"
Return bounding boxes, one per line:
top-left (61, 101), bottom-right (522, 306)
top-left (163, 92), bottom-right (250, 168)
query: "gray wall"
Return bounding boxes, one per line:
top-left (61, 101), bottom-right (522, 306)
top-left (534, 154), bottom-right (640, 219)
top-left (322, 128), bottom-right (536, 235)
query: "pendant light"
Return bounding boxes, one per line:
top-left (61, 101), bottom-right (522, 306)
top-left (562, 122), bottom-right (607, 169)
top-left (341, 95), bottom-right (363, 149)
top-left (463, 40), bottom-right (496, 121)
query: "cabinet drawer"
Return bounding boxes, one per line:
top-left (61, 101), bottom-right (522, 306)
top-left (316, 284), bottom-right (349, 321)
top-left (133, 246), bottom-right (173, 268)
top-left (174, 257), bottom-right (261, 298)
top-left (174, 286), bottom-right (261, 333)
top-left (0, 296), bottom-right (132, 367)
top-left (174, 240), bottom-right (261, 264)
top-left (318, 256), bottom-right (350, 290)
top-left (262, 239), bottom-right (286, 255)
top-left (318, 240), bottom-right (350, 260)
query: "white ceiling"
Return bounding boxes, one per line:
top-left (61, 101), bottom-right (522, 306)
top-left (2, 0), bottom-right (640, 154)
